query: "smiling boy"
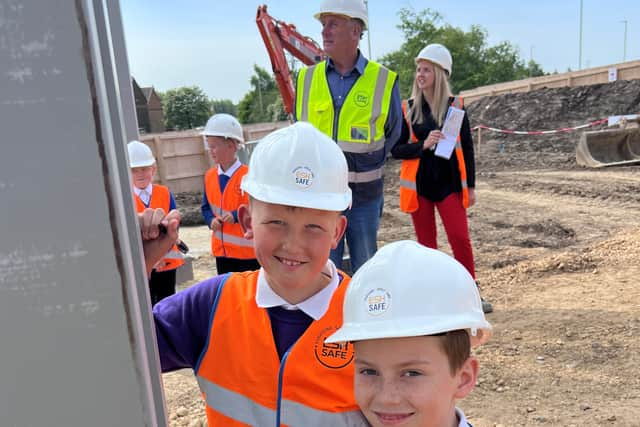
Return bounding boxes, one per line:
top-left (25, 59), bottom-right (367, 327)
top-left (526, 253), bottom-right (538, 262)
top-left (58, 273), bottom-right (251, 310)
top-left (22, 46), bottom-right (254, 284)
top-left (148, 122), bottom-right (367, 426)
top-left (326, 240), bottom-right (492, 427)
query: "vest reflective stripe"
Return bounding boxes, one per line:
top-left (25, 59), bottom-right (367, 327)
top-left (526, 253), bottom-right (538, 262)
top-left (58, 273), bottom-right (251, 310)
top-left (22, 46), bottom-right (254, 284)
top-left (296, 60), bottom-right (396, 185)
top-left (398, 100), bottom-right (421, 213)
top-left (281, 399), bottom-right (367, 426)
top-left (398, 97), bottom-right (470, 212)
top-left (204, 166), bottom-right (256, 259)
top-left (213, 231), bottom-right (254, 248)
top-left (399, 178), bottom-right (416, 191)
top-left (197, 376), bottom-right (276, 426)
top-left (348, 168), bottom-right (383, 183)
top-left (299, 67), bottom-right (315, 122)
top-left (368, 66), bottom-right (390, 142)
top-left (134, 184), bottom-right (184, 271)
top-left (196, 271), bottom-right (362, 427)
top-left (164, 250), bottom-right (183, 260)
top-left (296, 64), bottom-right (333, 136)
top-left (208, 203), bottom-right (232, 217)
top-left (450, 97), bottom-right (470, 209)
top-left (337, 137), bottom-right (384, 153)
top-left (196, 377), bottom-right (367, 427)
top-left (455, 137), bottom-right (470, 208)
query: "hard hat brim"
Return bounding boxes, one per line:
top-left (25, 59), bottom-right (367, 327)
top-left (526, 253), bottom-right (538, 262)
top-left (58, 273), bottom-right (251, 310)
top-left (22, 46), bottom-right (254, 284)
top-left (313, 12), bottom-right (368, 30)
top-left (130, 159), bottom-right (156, 168)
top-left (201, 131), bottom-right (244, 144)
top-left (325, 316), bottom-right (492, 347)
top-left (242, 180), bottom-right (352, 212)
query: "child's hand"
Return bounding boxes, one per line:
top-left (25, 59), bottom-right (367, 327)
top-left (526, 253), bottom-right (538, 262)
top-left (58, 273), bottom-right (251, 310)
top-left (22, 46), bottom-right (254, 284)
top-left (211, 217), bottom-right (222, 232)
top-left (220, 212), bottom-right (234, 223)
top-left (138, 208), bottom-right (181, 276)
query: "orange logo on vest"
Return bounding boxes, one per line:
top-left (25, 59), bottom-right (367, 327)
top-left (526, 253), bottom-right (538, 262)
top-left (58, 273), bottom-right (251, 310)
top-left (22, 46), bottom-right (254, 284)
top-left (314, 326), bottom-right (354, 369)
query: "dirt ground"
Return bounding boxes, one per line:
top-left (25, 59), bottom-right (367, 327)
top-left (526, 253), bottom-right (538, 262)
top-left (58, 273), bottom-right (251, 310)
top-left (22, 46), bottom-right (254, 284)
top-left (161, 81), bottom-right (640, 426)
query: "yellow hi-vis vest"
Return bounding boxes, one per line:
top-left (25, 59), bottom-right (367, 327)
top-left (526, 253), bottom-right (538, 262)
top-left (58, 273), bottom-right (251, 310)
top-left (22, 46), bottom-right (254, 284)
top-left (399, 97), bottom-right (470, 213)
top-left (296, 60), bottom-right (396, 184)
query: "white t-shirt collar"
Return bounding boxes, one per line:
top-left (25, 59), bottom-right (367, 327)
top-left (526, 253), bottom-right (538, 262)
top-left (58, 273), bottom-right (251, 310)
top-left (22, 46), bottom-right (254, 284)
top-left (133, 183), bottom-right (153, 204)
top-left (255, 260), bottom-right (340, 320)
top-left (218, 159), bottom-right (241, 177)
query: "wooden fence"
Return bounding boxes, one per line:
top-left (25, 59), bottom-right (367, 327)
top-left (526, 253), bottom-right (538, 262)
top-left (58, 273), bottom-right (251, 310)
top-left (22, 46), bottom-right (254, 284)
top-left (460, 60), bottom-right (640, 105)
top-left (139, 121), bottom-right (289, 193)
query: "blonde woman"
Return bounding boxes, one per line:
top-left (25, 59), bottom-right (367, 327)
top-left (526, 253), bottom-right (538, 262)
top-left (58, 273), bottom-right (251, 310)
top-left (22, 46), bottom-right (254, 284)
top-left (392, 43), bottom-right (492, 313)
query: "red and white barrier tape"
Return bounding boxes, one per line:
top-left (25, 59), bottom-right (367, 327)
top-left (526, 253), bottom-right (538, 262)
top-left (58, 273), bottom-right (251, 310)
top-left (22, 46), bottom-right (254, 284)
top-left (471, 118), bottom-right (608, 135)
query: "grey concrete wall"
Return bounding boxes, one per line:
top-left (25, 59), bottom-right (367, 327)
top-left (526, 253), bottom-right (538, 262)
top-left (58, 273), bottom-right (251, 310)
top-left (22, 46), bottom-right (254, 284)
top-left (0, 1), bottom-right (166, 425)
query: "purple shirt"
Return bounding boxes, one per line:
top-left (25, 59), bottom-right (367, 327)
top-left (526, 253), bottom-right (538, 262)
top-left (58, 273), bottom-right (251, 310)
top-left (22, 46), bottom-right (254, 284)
top-left (153, 274), bottom-right (315, 372)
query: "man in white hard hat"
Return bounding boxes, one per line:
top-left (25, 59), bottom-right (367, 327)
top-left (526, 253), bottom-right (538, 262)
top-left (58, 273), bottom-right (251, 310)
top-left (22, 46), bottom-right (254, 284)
top-left (200, 113), bottom-right (259, 274)
top-left (295, 0), bottom-right (403, 274)
top-left (326, 240), bottom-right (492, 427)
top-left (127, 140), bottom-right (184, 306)
top-left (142, 122), bottom-right (369, 426)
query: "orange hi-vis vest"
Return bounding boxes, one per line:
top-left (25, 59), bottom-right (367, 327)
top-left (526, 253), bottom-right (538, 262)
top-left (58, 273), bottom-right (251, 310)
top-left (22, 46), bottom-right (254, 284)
top-left (134, 184), bottom-right (184, 272)
top-left (204, 165), bottom-right (255, 259)
top-left (195, 271), bottom-right (366, 427)
top-left (399, 97), bottom-right (470, 212)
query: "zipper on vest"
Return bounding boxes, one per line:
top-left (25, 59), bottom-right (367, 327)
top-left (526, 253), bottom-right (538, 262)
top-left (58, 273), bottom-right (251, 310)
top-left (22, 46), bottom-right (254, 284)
top-left (220, 223), bottom-right (227, 258)
top-left (275, 342), bottom-right (296, 426)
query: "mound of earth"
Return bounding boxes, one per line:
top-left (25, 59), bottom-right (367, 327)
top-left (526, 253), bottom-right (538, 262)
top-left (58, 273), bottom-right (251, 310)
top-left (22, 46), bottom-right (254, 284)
top-left (174, 192), bottom-right (204, 226)
top-left (465, 79), bottom-right (640, 171)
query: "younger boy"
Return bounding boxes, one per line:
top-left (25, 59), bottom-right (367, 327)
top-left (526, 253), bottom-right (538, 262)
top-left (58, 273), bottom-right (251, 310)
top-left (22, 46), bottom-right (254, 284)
top-left (200, 113), bottom-right (259, 274)
top-left (128, 140), bottom-right (183, 306)
top-left (148, 122), bottom-right (367, 426)
top-left (326, 240), bottom-right (492, 427)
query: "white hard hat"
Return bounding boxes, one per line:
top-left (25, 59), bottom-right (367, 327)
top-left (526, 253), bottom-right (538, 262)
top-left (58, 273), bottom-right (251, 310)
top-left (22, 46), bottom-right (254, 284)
top-left (416, 43), bottom-right (453, 75)
top-left (127, 140), bottom-right (155, 168)
top-left (315, 0), bottom-right (368, 30)
top-left (326, 241), bottom-right (492, 347)
top-left (240, 122), bottom-right (351, 211)
top-left (202, 113), bottom-right (244, 143)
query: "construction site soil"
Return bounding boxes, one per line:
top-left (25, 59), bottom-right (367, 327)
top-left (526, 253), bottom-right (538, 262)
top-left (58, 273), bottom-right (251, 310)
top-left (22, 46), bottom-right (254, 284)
top-left (165, 80), bottom-right (640, 427)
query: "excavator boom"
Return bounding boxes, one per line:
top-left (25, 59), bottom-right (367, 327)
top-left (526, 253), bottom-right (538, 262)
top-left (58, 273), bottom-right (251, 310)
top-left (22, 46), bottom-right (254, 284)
top-left (256, 5), bottom-right (324, 115)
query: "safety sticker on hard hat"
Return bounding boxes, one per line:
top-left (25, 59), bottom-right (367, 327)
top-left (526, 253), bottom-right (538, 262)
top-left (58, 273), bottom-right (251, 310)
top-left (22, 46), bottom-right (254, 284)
top-left (365, 288), bottom-right (391, 316)
top-left (293, 166), bottom-right (314, 189)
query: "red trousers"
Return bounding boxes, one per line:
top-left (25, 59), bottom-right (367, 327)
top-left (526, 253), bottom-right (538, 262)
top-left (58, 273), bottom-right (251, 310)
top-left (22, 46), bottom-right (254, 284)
top-left (411, 193), bottom-right (476, 279)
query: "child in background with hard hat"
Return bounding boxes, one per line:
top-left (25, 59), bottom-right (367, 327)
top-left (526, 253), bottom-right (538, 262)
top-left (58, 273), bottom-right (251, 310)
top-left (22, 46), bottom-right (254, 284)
top-left (144, 122), bottom-right (368, 426)
top-left (200, 113), bottom-right (259, 274)
top-left (326, 240), bottom-right (492, 427)
top-left (127, 140), bottom-right (184, 306)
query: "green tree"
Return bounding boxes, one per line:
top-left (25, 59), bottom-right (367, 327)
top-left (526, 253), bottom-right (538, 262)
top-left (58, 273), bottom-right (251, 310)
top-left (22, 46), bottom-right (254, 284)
top-left (238, 65), bottom-right (286, 123)
top-left (526, 60), bottom-right (545, 78)
top-left (211, 99), bottom-right (238, 116)
top-left (379, 8), bottom-right (545, 96)
top-left (163, 86), bottom-right (211, 130)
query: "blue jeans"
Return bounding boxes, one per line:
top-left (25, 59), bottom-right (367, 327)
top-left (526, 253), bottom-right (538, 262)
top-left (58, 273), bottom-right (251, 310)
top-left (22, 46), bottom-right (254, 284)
top-left (331, 195), bottom-right (384, 274)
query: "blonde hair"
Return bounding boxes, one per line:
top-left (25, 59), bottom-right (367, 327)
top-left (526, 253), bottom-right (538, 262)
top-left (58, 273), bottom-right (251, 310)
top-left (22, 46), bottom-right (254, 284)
top-left (408, 61), bottom-right (452, 127)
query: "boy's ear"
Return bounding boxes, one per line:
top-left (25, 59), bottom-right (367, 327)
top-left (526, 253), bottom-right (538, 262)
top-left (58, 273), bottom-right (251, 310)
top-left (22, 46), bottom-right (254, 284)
top-left (238, 204), bottom-right (253, 240)
top-left (453, 356), bottom-right (479, 400)
top-left (331, 215), bottom-right (347, 250)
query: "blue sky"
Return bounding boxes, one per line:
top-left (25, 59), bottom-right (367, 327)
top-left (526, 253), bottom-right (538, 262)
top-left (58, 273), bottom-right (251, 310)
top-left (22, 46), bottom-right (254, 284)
top-left (121, 1), bottom-right (639, 103)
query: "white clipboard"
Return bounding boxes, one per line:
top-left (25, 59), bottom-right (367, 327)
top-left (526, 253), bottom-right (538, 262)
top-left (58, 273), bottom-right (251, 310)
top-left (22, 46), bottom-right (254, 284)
top-left (435, 106), bottom-right (465, 159)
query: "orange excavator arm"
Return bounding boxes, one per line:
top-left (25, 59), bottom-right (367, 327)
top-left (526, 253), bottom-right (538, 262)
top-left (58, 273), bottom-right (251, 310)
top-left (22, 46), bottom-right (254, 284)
top-left (256, 4), bottom-right (324, 116)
